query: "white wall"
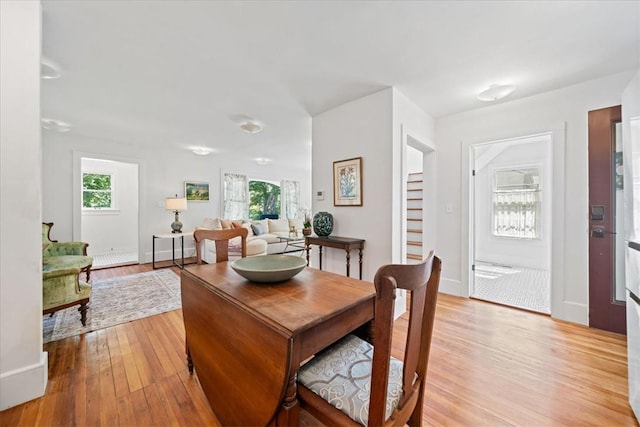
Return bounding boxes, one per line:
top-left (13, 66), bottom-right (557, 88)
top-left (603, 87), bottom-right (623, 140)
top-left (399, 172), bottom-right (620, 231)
top-left (80, 158), bottom-right (139, 257)
top-left (435, 70), bottom-right (636, 325)
top-left (43, 132), bottom-right (311, 263)
top-left (312, 89), bottom-right (393, 281)
top-left (0, 0), bottom-right (48, 410)
top-left (474, 137), bottom-right (552, 270)
top-left (311, 87), bottom-right (435, 287)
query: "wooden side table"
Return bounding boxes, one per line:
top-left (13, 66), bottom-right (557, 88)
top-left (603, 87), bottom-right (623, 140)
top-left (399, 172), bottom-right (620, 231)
top-left (305, 235), bottom-right (365, 279)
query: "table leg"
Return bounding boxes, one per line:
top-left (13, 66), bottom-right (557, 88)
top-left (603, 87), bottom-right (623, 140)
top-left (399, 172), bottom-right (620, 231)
top-left (358, 248), bottom-right (363, 280)
top-left (152, 236), bottom-right (157, 269)
top-left (345, 249), bottom-right (351, 277)
top-left (305, 243), bottom-right (310, 266)
top-left (318, 246), bottom-right (323, 270)
top-left (277, 371), bottom-right (300, 425)
top-left (181, 235), bottom-right (185, 268)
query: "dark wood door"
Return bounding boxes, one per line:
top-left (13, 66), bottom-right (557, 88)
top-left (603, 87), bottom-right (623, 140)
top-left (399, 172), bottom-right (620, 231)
top-left (588, 105), bottom-right (626, 334)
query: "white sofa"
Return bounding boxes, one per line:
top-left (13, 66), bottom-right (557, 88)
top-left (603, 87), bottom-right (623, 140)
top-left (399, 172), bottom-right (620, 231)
top-left (198, 217), bottom-right (306, 263)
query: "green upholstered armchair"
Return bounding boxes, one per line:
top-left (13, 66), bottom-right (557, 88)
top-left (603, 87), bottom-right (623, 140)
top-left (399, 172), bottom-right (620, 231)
top-left (42, 222), bottom-right (93, 281)
top-left (42, 266), bottom-right (92, 326)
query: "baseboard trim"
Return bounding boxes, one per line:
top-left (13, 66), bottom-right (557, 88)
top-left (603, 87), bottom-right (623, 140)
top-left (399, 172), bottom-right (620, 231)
top-left (557, 301), bottom-right (588, 326)
top-left (0, 351), bottom-right (48, 410)
top-left (439, 277), bottom-right (462, 297)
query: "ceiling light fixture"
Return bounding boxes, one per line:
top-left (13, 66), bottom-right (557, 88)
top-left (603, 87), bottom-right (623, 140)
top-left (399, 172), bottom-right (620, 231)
top-left (477, 84), bottom-right (516, 101)
top-left (40, 57), bottom-right (61, 79)
top-left (41, 118), bottom-right (71, 132)
top-left (255, 157), bottom-right (271, 165)
top-left (240, 121), bottom-right (263, 134)
top-left (191, 146), bottom-right (214, 156)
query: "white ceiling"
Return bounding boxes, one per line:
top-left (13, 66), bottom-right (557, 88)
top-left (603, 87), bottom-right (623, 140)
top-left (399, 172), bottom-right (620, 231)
top-left (41, 1), bottom-right (639, 164)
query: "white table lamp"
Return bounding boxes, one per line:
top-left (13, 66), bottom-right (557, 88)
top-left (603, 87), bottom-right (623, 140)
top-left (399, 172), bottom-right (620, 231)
top-left (165, 195), bottom-right (188, 233)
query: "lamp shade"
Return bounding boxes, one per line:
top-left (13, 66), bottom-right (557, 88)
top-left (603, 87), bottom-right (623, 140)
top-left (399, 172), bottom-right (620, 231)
top-left (165, 197), bottom-right (187, 211)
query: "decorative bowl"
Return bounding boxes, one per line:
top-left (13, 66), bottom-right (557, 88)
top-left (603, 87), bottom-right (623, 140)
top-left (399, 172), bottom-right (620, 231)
top-left (230, 255), bottom-right (307, 283)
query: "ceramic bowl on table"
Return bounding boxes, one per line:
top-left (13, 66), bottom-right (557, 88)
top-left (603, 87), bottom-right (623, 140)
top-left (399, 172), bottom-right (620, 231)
top-left (230, 254), bottom-right (307, 283)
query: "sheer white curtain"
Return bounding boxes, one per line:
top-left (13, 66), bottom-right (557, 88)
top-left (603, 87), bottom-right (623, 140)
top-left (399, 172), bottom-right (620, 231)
top-left (493, 190), bottom-right (540, 238)
top-left (223, 173), bottom-right (248, 219)
top-left (280, 180), bottom-right (300, 219)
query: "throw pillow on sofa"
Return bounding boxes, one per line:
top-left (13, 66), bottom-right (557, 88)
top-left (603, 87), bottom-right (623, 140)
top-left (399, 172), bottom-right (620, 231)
top-left (251, 223), bottom-right (266, 235)
top-left (268, 219), bottom-right (290, 233)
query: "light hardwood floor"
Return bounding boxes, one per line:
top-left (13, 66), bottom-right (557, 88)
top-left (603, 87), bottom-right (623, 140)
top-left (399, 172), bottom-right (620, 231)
top-left (1, 263), bottom-right (637, 426)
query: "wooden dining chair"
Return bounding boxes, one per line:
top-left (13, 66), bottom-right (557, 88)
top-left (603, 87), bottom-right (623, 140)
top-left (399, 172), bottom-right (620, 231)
top-left (193, 228), bottom-right (248, 264)
top-left (297, 252), bottom-right (442, 427)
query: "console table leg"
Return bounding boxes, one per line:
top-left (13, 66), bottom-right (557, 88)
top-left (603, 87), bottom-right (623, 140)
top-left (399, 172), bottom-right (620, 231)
top-left (305, 244), bottom-right (310, 267)
top-left (319, 246), bottom-right (323, 270)
top-left (345, 250), bottom-right (351, 277)
top-left (358, 248), bottom-right (363, 280)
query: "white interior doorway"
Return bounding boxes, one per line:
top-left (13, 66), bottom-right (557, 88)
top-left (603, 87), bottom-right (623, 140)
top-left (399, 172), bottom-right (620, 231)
top-left (80, 157), bottom-right (139, 268)
top-left (470, 134), bottom-right (552, 314)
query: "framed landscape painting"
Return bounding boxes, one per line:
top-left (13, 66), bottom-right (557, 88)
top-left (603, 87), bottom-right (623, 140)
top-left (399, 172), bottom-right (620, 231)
top-left (333, 157), bottom-right (362, 206)
top-left (185, 181), bottom-right (210, 201)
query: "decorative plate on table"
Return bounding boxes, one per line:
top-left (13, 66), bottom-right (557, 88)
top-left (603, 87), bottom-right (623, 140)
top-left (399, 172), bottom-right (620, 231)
top-left (230, 255), bottom-right (307, 283)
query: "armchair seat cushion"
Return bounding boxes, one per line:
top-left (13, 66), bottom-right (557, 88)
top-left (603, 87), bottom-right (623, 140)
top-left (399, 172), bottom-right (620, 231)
top-left (43, 255), bottom-right (93, 272)
top-left (298, 334), bottom-right (407, 426)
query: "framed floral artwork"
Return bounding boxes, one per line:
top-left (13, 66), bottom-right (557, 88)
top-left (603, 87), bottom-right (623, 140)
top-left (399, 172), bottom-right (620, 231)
top-left (333, 157), bottom-right (362, 206)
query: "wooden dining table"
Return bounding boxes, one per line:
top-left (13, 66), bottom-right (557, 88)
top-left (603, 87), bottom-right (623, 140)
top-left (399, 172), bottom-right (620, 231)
top-left (180, 262), bottom-right (376, 426)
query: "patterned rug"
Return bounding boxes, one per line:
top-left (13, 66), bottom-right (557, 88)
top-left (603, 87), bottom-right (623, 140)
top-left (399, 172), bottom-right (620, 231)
top-left (43, 269), bottom-right (181, 343)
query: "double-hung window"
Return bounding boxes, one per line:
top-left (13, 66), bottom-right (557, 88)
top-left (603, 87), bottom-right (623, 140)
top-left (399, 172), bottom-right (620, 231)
top-left (492, 167), bottom-right (541, 239)
top-left (82, 173), bottom-right (114, 209)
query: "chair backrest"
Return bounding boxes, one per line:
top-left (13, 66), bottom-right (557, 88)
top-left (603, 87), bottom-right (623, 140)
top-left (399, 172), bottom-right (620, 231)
top-left (193, 228), bottom-right (248, 264)
top-left (368, 251), bottom-right (441, 426)
top-left (42, 222), bottom-right (57, 245)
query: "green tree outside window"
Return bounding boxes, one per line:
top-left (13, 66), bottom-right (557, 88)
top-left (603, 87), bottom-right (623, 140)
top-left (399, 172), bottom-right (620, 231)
top-left (83, 173), bottom-right (113, 209)
top-left (249, 180), bottom-right (280, 219)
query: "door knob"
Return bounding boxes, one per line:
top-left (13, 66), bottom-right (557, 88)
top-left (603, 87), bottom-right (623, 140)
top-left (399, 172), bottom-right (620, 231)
top-left (591, 226), bottom-right (616, 238)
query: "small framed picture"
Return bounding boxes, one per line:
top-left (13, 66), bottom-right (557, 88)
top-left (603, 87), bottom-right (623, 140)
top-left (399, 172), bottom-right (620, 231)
top-left (333, 157), bottom-right (363, 206)
top-left (184, 181), bottom-right (210, 201)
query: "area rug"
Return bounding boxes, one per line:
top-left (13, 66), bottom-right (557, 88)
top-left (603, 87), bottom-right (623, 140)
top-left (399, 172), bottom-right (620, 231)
top-left (43, 269), bottom-right (181, 343)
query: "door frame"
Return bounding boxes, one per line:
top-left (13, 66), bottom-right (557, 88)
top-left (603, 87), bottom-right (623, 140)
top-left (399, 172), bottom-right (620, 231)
top-left (462, 124), bottom-right (565, 320)
top-left (72, 151), bottom-right (144, 265)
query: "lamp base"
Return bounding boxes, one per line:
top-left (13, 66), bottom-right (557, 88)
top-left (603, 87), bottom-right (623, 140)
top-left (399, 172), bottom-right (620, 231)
top-left (171, 211), bottom-right (183, 234)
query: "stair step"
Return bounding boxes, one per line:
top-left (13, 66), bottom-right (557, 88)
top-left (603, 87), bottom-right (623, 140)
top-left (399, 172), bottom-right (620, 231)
top-left (407, 254), bottom-right (423, 260)
top-left (407, 188), bottom-right (422, 192)
top-left (407, 179), bottom-right (423, 184)
top-left (407, 228), bottom-right (422, 233)
top-left (407, 218), bottom-right (423, 222)
top-left (407, 208), bottom-right (422, 211)
top-left (407, 197), bottom-right (422, 201)
top-left (407, 241), bottom-right (422, 246)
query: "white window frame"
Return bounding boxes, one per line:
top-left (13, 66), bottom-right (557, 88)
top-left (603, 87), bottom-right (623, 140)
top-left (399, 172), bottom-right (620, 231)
top-left (82, 171), bottom-right (116, 211)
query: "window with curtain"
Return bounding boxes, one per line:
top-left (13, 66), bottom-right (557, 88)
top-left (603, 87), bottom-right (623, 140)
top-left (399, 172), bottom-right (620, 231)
top-left (280, 180), bottom-right (300, 219)
top-left (223, 173), bottom-right (248, 219)
top-left (492, 167), bottom-right (541, 239)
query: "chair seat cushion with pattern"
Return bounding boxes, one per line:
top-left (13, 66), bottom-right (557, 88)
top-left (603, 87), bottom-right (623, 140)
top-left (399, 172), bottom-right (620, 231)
top-left (298, 334), bottom-right (406, 426)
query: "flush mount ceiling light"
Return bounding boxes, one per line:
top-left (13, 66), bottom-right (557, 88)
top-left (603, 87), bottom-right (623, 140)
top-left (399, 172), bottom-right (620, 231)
top-left (477, 84), bottom-right (516, 101)
top-left (190, 146), bottom-right (214, 156)
top-left (40, 57), bottom-right (61, 79)
top-left (255, 157), bottom-right (271, 165)
top-left (41, 118), bottom-right (71, 132)
top-left (229, 114), bottom-right (264, 134)
top-left (240, 121), bottom-right (263, 134)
